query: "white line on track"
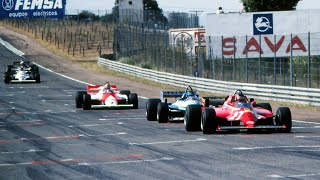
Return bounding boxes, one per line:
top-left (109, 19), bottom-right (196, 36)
top-left (293, 120), bottom-right (320, 125)
top-left (293, 126), bottom-right (320, 129)
top-left (233, 145), bottom-right (320, 150)
top-left (79, 132), bottom-right (127, 137)
top-left (295, 136), bottom-right (320, 138)
top-left (1, 149), bottom-right (45, 154)
top-left (69, 122), bottom-right (123, 128)
top-left (129, 138), bottom-right (207, 145)
top-left (99, 117), bottom-right (144, 121)
top-left (268, 173), bottom-right (320, 178)
top-left (77, 157), bottom-right (174, 166)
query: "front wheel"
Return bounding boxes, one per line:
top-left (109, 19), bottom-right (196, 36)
top-left (201, 108), bottom-right (217, 134)
top-left (129, 93), bottom-right (138, 109)
top-left (75, 91), bottom-right (87, 108)
top-left (184, 105), bottom-right (202, 132)
top-left (146, 99), bottom-right (161, 121)
top-left (275, 107), bottom-right (292, 133)
top-left (83, 94), bottom-right (92, 110)
top-left (157, 102), bottom-right (169, 123)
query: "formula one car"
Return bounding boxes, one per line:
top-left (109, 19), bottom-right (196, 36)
top-left (75, 82), bottom-right (138, 110)
top-left (184, 89), bottom-right (292, 134)
top-left (4, 60), bottom-right (40, 83)
top-left (146, 86), bottom-right (202, 123)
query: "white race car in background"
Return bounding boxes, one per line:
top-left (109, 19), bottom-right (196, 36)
top-left (4, 61), bottom-right (40, 83)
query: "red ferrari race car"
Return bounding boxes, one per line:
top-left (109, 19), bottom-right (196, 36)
top-left (75, 82), bottom-right (138, 110)
top-left (184, 90), bottom-right (292, 134)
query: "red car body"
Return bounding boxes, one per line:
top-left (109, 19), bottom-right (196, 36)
top-left (184, 90), bottom-right (292, 134)
top-left (75, 82), bottom-right (138, 110)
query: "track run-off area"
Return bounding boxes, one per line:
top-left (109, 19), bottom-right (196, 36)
top-left (1, 39), bottom-right (320, 179)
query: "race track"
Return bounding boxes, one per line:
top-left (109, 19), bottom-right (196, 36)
top-left (1, 43), bottom-right (320, 180)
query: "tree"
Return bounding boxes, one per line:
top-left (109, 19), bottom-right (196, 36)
top-left (242, 0), bottom-right (301, 12)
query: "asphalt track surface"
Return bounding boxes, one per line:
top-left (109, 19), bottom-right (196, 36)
top-left (1, 44), bottom-right (320, 180)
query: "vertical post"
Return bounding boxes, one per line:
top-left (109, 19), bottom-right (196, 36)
top-left (221, 36), bottom-right (224, 81)
top-left (259, 34), bottom-right (262, 84)
top-left (233, 36), bottom-right (236, 81)
top-left (307, 32), bottom-right (311, 88)
top-left (290, 33), bottom-right (293, 86)
top-left (246, 35), bottom-right (249, 83)
top-left (274, 35), bottom-right (277, 85)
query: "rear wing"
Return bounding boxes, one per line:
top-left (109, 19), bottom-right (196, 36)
top-left (87, 85), bottom-right (101, 94)
top-left (201, 96), bottom-right (226, 107)
top-left (160, 91), bottom-right (199, 102)
top-left (87, 84), bottom-right (117, 94)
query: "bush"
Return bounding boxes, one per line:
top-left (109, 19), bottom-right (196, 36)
top-left (141, 63), bottom-right (152, 69)
top-left (100, 54), bottom-right (114, 60)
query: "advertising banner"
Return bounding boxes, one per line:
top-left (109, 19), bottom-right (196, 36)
top-left (206, 10), bottom-right (320, 58)
top-left (0, 0), bottom-right (66, 19)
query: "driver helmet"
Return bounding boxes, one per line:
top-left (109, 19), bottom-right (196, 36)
top-left (20, 60), bottom-right (25, 68)
top-left (235, 92), bottom-right (246, 103)
top-left (181, 91), bottom-right (194, 99)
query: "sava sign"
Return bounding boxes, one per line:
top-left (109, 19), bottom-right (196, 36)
top-left (206, 10), bottom-right (320, 58)
top-left (0, 0), bottom-right (65, 18)
top-left (207, 33), bottom-right (320, 58)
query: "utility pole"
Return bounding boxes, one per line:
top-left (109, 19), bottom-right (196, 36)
top-left (190, 10), bottom-right (203, 27)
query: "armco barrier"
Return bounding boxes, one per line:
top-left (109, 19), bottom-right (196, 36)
top-left (98, 58), bottom-right (320, 106)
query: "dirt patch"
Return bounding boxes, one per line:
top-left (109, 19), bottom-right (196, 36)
top-left (0, 25), bottom-right (319, 122)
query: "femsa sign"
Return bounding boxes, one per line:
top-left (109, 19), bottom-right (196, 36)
top-left (1, 0), bottom-right (65, 18)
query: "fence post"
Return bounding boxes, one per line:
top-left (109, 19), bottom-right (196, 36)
top-left (246, 35), bottom-right (249, 83)
top-left (259, 34), bottom-right (262, 84)
top-left (307, 32), bottom-right (311, 88)
top-left (221, 36), bottom-right (224, 81)
top-left (290, 33), bottom-right (293, 86)
top-left (233, 36), bottom-right (236, 81)
top-left (274, 35), bottom-right (277, 85)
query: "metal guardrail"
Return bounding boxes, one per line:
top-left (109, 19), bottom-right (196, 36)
top-left (98, 58), bottom-right (320, 106)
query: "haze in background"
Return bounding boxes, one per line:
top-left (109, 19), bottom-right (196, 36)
top-left (67, 0), bottom-right (319, 13)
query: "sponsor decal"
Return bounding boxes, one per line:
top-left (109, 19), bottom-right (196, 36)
top-left (253, 14), bottom-right (273, 35)
top-left (1, 0), bottom-right (65, 19)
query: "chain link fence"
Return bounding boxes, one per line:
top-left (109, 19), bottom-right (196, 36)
top-left (114, 26), bottom-right (320, 89)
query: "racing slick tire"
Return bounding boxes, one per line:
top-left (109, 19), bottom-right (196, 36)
top-left (5, 65), bottom-right (13, 73)
top-left (255, 103), bottom-right (273, 125)
top-left (75, 91), bottom-right (87, 108)
top-left (4, 72), bottom-right (10, 84)
top-left (120, 90), bottom-right (131, 98)
top-left (157, 102), bottom-right (169, 123)
top-left (129, 93), bottom-right (138, 109)
top-left (34, 73), bottom-right (40, 83)
top-left (184, 105), bottom-right (202, 132)
top-left (146, 98), bottom-right (161, 121)
top-left (201, 108), bottom-right (217, 134)
top-left (275, 107), bottom-right (292, 133)
top-left (31, 65), bottom-right (39, 73)
top-left (82, 94), bottom-right (92, 110)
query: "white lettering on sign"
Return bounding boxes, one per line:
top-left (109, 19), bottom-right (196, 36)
top-left (15, 0), bottom-right (63, 10)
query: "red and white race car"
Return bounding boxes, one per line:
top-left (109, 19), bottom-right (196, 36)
top-left (184, 89), bottom-right (292, 134)
top-left (75, 82), bottom-right (138, 110)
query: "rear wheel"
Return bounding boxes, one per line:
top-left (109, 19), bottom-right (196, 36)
top-left (146, 99), bottom-right (161, 121)
top-left (4, 72), bottom-right (10, 84)
top-left (184, 105), bottom-right (202, 132)
top-left (120, 90), bottom-right (131, 98)
top-left (275, 107), bottom-right (292, 133)
top-left (201, 108), bottom-right (217, 134)
top-left (5, 65), bottom-right (13, 73)
top-left (34, 73), bottom-right (40, 83)
top-left (75, 91), bottom-right (87, 108)
top-left (83, 94), bottom-right (92, 110)
top-left (31, 65), bottom-right (39, 73)
top-left (157, 102), bottom-right (169, 123)
top-left (129, 93), bottom-right (138, 109)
